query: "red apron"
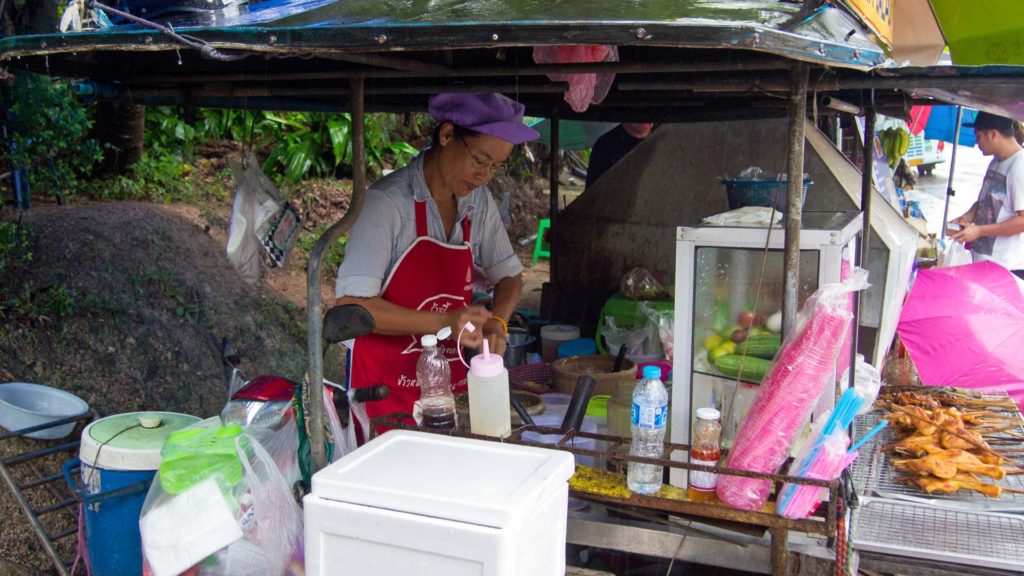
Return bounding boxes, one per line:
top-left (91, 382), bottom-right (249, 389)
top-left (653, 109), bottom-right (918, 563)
top-left (349, 199), bottom-right (473, 433)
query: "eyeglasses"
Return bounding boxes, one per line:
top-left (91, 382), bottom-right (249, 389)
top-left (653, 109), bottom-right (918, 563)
top-left (458, 135), bottom-right (506, 176)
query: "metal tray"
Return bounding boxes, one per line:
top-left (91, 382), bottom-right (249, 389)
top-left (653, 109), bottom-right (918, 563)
top-left (850, 400), bottom-right (1024, 512)
top-left (852, 497), bottom-right (1024, 572)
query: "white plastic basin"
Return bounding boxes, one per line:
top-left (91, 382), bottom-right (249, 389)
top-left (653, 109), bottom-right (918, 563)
top-left (0, 382), bottom-right (89, 439)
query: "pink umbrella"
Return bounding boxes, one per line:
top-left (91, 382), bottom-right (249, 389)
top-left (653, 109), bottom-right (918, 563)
top-left (897, 261), bottom-right (1024, 407)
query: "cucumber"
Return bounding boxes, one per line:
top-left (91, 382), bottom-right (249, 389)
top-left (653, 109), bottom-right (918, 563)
top-left (713, 354), bottom-right (773, 383)
top-left (735, 335), bottom-right (782, 359)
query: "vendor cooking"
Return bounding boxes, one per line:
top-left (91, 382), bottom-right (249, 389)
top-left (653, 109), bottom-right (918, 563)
top-left (334, 92), bottom-right (537, 429)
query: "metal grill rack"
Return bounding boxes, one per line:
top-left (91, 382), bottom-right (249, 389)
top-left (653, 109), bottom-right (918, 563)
top-left (852, 497), bottom-right (1024, 571)
top-left (0, 412), bottom-right (96, 576)
top-left (850, 403), bottom-right (1024, 511)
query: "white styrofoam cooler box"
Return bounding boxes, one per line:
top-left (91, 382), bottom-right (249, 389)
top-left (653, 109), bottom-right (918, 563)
top-left (304, 429), bottom-right (575, 576)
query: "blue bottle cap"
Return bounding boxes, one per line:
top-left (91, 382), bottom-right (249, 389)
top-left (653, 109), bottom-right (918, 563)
top-left (642, 365), bottom-right (662, 380)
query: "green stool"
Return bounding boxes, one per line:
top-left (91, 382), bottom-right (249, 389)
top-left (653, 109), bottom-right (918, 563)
top-left (532, 218), bottom-right (551, 264)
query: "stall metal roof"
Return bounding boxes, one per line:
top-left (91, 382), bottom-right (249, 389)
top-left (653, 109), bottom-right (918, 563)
top-left (0, 0), bottom-right (897, 121)
top-left (4, 1), bottom-right (1024, 122)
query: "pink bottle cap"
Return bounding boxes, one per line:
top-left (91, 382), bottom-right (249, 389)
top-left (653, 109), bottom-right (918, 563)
top-left (470, 340), bottom-right (505, 378)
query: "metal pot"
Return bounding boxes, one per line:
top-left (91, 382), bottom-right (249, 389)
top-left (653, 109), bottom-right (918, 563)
top-left (504, 328), bottom-right (535, 369)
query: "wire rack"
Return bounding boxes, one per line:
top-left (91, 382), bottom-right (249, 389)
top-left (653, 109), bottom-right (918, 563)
top-left (849, 401), bottom-right (1024, 512)
top-left (852, 497), bottom-right (1024, 571)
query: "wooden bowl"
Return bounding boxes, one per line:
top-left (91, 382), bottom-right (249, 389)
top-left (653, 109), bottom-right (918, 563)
top-left (551, 355), bottom-right (637, 397)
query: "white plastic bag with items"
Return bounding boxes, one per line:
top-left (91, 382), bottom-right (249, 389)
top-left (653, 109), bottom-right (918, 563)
top-left (140, 419), bottom-right (303, 576)
top-left (226, 154), bottom-right (291, 278)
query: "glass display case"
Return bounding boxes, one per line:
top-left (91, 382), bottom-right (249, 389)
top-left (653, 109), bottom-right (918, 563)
top-left (670, 211), bottom-right (862, 487)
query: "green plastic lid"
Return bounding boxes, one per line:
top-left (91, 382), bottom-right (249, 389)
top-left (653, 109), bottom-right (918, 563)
top-left (80, 412), bottom-right (201, 471)
top-left (586, 395), bottom-right (610, 419)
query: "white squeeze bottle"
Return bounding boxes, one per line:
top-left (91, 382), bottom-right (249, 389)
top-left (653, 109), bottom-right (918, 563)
top-left (467, 339), bottom-right (511, 438)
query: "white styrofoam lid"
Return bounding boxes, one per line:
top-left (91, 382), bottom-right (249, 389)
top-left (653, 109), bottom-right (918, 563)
top-left (311, 430), bottom-right (575, 528)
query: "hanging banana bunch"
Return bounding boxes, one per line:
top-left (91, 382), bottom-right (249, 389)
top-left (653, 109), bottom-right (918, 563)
top-left (878, 127), bottom-right (910, 168)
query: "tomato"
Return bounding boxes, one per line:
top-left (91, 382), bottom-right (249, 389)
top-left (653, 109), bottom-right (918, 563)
top-left (737, 311), bottom-right (766, 329)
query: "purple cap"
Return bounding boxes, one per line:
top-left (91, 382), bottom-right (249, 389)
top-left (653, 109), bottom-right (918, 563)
top-left (428, 93), bottom-right (539, 145)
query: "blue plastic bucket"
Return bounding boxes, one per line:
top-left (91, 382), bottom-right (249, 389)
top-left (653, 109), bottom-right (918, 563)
top-left (558, 337), bottom-right (597, 358)
top-left (66, 412), bottom-right (199, 576)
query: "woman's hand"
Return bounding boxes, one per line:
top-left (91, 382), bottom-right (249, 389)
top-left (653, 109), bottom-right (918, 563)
top-left (482, 318), bottom-right (507, 356)
top-left (447, 305), bottom-right (491, 349)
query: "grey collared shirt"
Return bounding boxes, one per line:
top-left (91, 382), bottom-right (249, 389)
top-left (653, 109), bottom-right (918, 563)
top-left (335, 154), bottom-right (523, 298)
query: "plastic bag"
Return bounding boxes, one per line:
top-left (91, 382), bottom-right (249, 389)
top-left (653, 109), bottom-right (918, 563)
top-left (716, 268), bottom-right (870, 511)
top-left (532, 45), bottom-right (619, 113)
top-left (639, 301), bottom-right (674, 363)
top-left (620, 267), bottom-right (669, 300)
top-left (256, 201), bottom-right (301, 268)
top-left (776, 425), bottom-right (850, 519)
top-left (722, 166), bottom-right (808, 182)
top-left (938, 239), bottom-right (972, 268)
top-left (140, 419), bottom-right (303, 576)
top-left (702, 206), bottom-right (782, 227)
top-left (840, 354), bottom-right (882, 416)
top-left (601, 316), bottom-right (657, 358)
top-left (227, 154), bottom-right (299, 278)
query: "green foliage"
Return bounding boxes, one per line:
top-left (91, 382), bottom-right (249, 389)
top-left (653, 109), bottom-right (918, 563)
top-left (363, 114), bottom-right (420, 176)
top-left (297, 226), bottom-right (348, 272)
top-left (145, 106), bottom-right (197, 157)
top-left (83, 150), bottom-right (198, 203)
top-left (0, 220), bottom-right (31, 277)
top-left (130, 267), bottom-right (200, 321)
top-left (145, 108), bottom-right (421, 185)
top-left (0, 221), bottom-right (76, 322)
top-left (1, 72), bottom-right (102, 201)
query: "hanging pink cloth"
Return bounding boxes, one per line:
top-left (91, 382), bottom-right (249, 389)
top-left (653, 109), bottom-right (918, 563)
top-left (533, 45), bottom-right (619, 113)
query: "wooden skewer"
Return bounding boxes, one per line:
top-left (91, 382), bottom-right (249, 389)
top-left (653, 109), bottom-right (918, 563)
top-left (891, 405), bottom-right (1020, 465)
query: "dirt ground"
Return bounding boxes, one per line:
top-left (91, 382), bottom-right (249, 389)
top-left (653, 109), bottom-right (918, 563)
top-left (0, 147), bottom-right (553, 573)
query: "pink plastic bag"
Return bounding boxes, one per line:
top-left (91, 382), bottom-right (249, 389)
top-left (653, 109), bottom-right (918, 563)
top-left (532, 45), bottom-right (619, 113)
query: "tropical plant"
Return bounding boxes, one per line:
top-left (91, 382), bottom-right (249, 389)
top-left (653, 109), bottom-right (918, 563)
top-left (0, 72), bottom-right (102, 201)
top-left (144, 106), bottom-right (198, 157)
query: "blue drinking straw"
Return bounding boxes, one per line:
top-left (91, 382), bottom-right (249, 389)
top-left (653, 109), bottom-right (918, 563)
top-left (848, 421), bottom-right (888, 455)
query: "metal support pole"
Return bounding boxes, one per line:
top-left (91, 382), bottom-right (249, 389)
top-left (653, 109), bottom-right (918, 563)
top-left (850, 108), bottom-right (876, 384)
top-left (782, 64), bottom-right (809, 336)
top-left (307, 78), bottom-right (367, 472)
top-left (940, 106), bottom-right (964, 228)
top-left (769, 527), bottom-right (789, 576)
top-left (549, 114), bottom-right (560, 282)
top-left (860, 109), bottom-right (875, 265)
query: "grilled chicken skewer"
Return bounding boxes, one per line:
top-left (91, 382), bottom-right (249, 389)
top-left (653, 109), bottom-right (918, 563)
top-left (893, 449), bottom-right (1005, 480)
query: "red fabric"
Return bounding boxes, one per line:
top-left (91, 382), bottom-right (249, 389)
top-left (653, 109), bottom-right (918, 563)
top-left (532, 45), bottom-right (619, 113)
top-left (908, 106), bottom-right (932, 135)
top-left (349, 200), bottom-right (474, 432)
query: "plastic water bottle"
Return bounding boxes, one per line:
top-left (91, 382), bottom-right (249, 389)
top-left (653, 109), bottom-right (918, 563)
top-left (628, 365), bottom-right (669, 494)
top-left (417, 334), bottom-right (456, 430)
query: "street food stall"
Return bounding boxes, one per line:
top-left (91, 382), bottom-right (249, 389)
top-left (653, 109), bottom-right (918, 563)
top-left (4, 1), bottom-right (1024, 575)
